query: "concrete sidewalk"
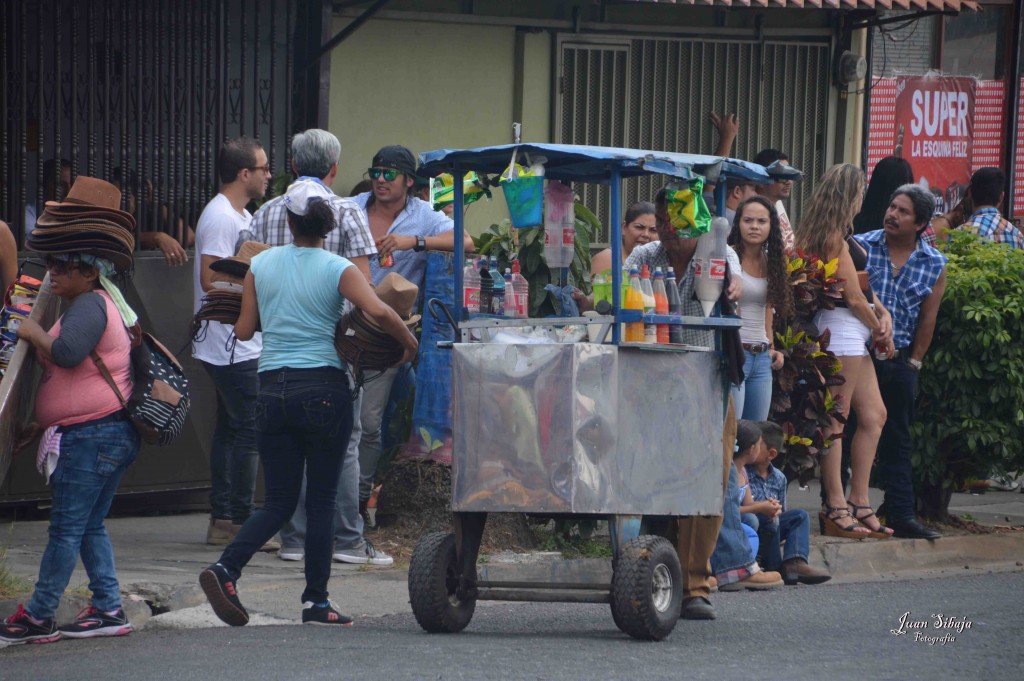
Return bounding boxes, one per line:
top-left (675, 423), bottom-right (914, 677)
top-left (1, 483), bottom-right (1022, 631)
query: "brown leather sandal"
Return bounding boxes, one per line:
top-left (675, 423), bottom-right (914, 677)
top-left (847, 502), bottom-right (894, 539)
top-left (819, 506), bottom-right (869, 540)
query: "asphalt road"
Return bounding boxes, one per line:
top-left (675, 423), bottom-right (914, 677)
top-left (2, 572), bottom-right (1022, 681)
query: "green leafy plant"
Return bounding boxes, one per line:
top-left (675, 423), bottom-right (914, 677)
top-left (474, 202), bottom-right (596, 317)
top-left (911, 231), bottom-right (1024, 520)
top-left (770, 250), bottom-right (846, 482)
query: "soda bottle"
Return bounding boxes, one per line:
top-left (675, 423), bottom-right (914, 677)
top-left (463, 258), bottom-right (481, 314)
top-left (624, 267), bottom-right (645, 342)
top-left (652, 267), bottom-right (669, 344)
top-left (503, 269), bottom-right (517, 318)
top-left (543, 181), bottom-right (575, 268)
top-left (640, 264), bottom-right (656, 343)
top-left (478, 258), bottom-right (493, 315)
top-left (489, 255), bottom-right (505, 315)
top-left (694, 216), bottom-right (729, 316)
top-left (665, 267), bottom-right (684, 344)
top-left (510, 260), bottom-right (529, 318)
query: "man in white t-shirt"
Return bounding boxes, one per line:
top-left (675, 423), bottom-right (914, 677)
top-left (193, 136), bottom-right (271, 546)
top-left (753, 149), bottom-right (795, 251)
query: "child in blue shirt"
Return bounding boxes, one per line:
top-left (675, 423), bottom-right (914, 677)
top-left (746, 421), bottom-right (831, 585)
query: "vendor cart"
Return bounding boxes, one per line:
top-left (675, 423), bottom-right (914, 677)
top-left (408, 143), bottom-right (770, 641)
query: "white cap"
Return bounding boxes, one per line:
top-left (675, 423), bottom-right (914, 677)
top-left (284, 176), bottom-right (333, 216)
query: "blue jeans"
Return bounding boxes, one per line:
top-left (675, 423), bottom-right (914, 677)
top-left (874, 357), bottom-right (919, 521)
top-left (357, 366), bottom-right (401, 502)
top-left (218, 367), bottom-right (353, 604)
top-left (280, 385), bottom-right (365, 552)
top-left (28, 415), bottom-right (139, 620)
top-left (202, 359), bottom-right (260, 523)
top-left (710, 465), bottom-right (757, 578)
top-left (732, 349), bottom-right (773, 421)
top-left (756, 509), bottom-right (811, 571)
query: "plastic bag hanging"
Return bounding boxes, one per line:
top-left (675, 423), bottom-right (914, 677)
top-left (500, 148), bottom-right (545, 230)
top-left (664, 177), bottom-right (711, 239)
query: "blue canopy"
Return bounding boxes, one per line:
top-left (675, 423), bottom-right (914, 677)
top-left (418, 143), bottom-right (771, 185)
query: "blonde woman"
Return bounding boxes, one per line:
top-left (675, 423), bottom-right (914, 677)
top-left (795, 163), bottom-right (894, 539)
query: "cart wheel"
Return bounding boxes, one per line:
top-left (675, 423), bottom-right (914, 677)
top-left (609, 535), bottom-right (682, 641)
top-left (408, 532), bottom-right (476, 633)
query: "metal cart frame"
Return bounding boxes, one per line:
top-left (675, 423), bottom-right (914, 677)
top-left (408, 143), bottom-right (770, 641)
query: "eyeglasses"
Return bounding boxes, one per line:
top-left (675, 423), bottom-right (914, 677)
top-left (247, 164), bottom-right (271, 174)
top-left (368, 167), bottom-right (400, 182)
top-left (45, 257), bottom-right (80, 275)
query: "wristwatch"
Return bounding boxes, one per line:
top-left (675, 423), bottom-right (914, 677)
top-left (908, 358), bottom-right (923, 370)
top-left (414, 235), bottom-right (427, 252)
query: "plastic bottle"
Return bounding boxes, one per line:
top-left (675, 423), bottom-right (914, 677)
top-left (543, 181), bottom-right (575, 268)
top-left (652, 267), bottom-right (669, 344)
top-left (503, 269), bottom-right (517, 318)
top-left (665, 267), bottom-right (684, 344)
top-left (489, 256), bottom-right (505, 315)
top-left (694, 216), bottom-right (730, 316)
top-left (624, 267), bottom-right (645, 342)
top-left (463, 258), bottom-right (481, 314)
top-left (478, 258), bottom-right (493, 315)
top-left (510, 260), bottom-right (529, 318)
top-left (640, 264), bottom-right (656, 343)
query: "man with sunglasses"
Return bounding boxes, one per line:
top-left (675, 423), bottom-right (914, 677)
top-left (350, 145), bottom-right (474, 531)
top-left (193, 136), bottom-right (275, 549)
top-left (753, 149), bottom-right (795, 251)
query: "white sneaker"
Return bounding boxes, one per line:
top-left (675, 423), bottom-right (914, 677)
top-left (332, 540), bottom-right (393, 566)
top-left (988, 476), bottom-right (1019, 492)
top-left (278, 548), bottom-right (304, 561)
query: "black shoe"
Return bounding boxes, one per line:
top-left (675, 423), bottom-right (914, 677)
top-left (0, 605), bottom-right (60, 645)
top-left (200, 563), bottom-right (249, 626)
top-left (58, 606), bottom-right (133, 638)
top-left (302, 601), bottom-right (354, 626)
top-left (889, 518), bottom-right (942, 540)
top-left (680, 596), bottom-right (716, 620)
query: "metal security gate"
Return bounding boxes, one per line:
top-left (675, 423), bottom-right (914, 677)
top-left (558, 35), bottom-right (833, 244)
top-left (1, 0), bottom-right (296, 248)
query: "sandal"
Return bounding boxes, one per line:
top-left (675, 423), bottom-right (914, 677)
top-left (847, 502), bottom-right (894, 539)
top-left (819, 506), bottom-right (869, 540)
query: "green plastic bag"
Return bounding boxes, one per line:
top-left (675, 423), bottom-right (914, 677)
top-left (665, 177), bottom-right (711, 239)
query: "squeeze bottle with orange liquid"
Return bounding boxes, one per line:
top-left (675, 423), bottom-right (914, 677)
top-left (624, 267), bottom-right (645, 342)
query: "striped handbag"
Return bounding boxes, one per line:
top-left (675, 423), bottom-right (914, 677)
top-left (91, 331), bottom-right (190, 446)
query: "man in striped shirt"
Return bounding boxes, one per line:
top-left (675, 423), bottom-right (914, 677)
top-left (855, 184), bottom-right (947, 540)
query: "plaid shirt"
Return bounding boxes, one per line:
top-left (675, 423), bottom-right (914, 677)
top-left (624, 242), bottom-right (740, 348)
top-left (963, 208), bottom-right (1024, 250)
top-left (746, 463), bottom-right (787, 511)
top-left (251, 192), bottom-right (377, 257)
top-left (854, 230), bottom-right (947, 351)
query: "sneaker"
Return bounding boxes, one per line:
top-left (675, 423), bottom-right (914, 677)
top-left (333, 540), bottom-right (393, 566)
top-left (199, 563), bottom-right (249, 626)
top-left (0, 605), bottom-right (60, 645)
top-left (718, 570), bottom-right (784, 592)
top-left (301, 601), bottom-right (354, 626)
top-left (58, 606), bottom-right (133, 639)
top-left (278, 547), bottom-right (304, 561)
top-left (987, 476), bottom-right (1019, 492)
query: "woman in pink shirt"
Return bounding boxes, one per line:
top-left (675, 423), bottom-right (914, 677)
top-left (0, 253), bottom-right (139, 645)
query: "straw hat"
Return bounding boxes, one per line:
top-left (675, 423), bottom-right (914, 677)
top-left (334, 273), bottom-right (420, 372)
top-left (369, 273), bottom-right (421, 328)
top-left (209, 241), bottom-right (271, 282)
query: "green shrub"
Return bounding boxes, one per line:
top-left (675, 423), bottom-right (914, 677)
top-left (911, 231), bottom-right (1024, 518)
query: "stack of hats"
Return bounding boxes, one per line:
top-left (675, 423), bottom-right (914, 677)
top-left (26, 176), bottom-right (136, 273)
top-left (335, 272), bottom-right (420, 373)
top-left (193, 241), bottom-right (269, 326)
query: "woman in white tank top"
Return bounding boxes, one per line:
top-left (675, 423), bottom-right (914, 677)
top-left (727, 196), bottom-right (793, 422)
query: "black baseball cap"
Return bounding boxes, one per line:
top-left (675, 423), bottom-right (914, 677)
top-left (372, 145), bottom-right (417, 176)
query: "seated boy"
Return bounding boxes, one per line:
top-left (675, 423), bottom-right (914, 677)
top-left (747, 421), bottom-right (831, 585)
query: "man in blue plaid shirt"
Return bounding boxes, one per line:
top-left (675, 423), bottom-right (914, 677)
top-left (251, 129), bottom-right (393, 566)
top-left (855, 183), bottom-right (947, 540)
top-left (962, 167), bottom-right (1024, 250)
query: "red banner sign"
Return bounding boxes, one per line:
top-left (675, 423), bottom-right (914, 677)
top-left (894, 76), bottom-right (976, 214)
